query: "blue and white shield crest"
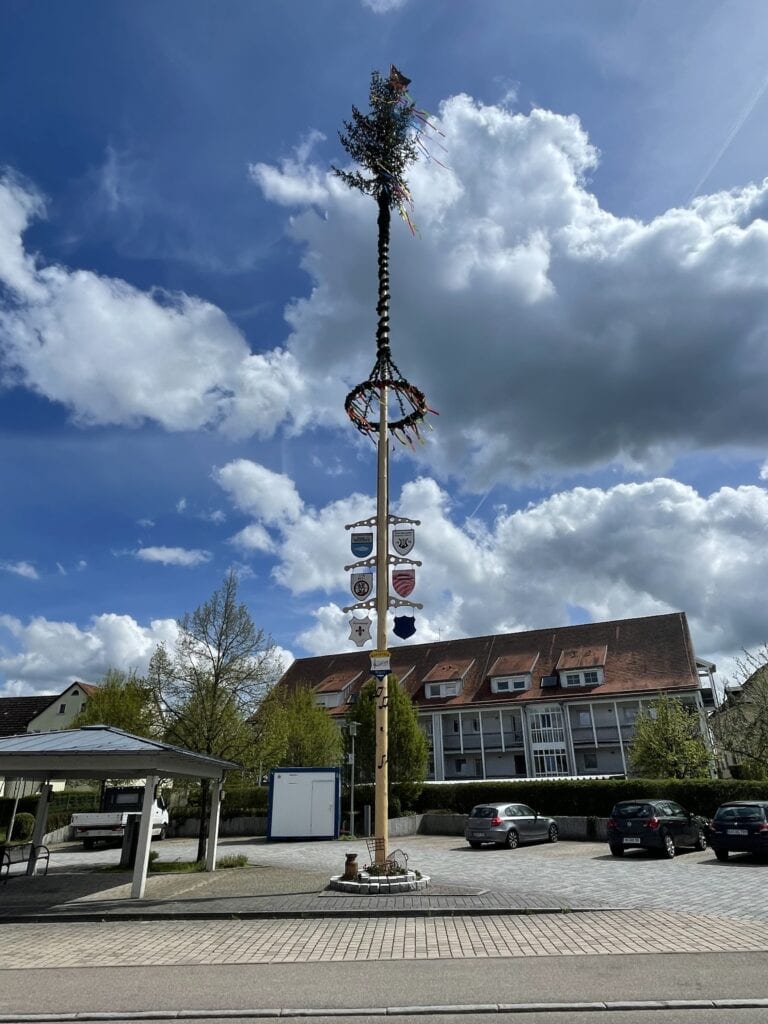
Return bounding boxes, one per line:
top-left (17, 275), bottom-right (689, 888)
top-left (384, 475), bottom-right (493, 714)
top-left (351, 532), bottom-right (373, 558)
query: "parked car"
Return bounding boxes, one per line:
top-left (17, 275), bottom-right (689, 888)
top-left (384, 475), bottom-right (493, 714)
top-left (464, 802), bottom-right (559, 849)
top-left (607, 798), bottom-right (708, 858)
top-left (708, 801), bottom-right (768, 861)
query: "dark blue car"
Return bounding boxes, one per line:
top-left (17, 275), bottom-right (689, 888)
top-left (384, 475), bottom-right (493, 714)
top-left (708, 801), bottom-right (768, 861)
top-left (607, 798), bottom-right (708, 858)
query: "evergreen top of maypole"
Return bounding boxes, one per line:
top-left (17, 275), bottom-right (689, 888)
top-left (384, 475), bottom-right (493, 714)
top-left (335, 66), bottom-right (439, 447)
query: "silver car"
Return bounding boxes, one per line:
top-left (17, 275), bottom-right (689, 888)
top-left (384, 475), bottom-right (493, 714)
top-left (464, 802), bottom-right (559, 849)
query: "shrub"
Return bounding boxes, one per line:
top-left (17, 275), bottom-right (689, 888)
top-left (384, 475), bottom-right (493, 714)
top-left (11, 812), bottom-right (35, 842)
top-left (412, 779), bottom-right (768, 818)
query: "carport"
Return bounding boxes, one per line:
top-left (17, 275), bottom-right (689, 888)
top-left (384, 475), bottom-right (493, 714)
top-left (0, 725), bottom-right (238, 898)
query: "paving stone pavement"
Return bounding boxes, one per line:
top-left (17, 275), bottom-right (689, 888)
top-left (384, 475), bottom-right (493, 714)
top-left (1, 909), bottom-right (768, 969)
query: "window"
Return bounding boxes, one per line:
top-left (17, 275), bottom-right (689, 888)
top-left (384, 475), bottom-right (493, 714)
top-left (81, 703), bottom-right (86, 712)
top-left (533, 748), bottom-right (569, 776)
top-left (578, 711), bottom-right (592, 728)
top-left (566, 673), bottom-right (581, 687)
top-left (455, 758), bottom-right (466, 771)
top-left (583, 671), bottom-right (598, 685)
top-left (427, 681), bottom-right (460, 699)
top-left (58, 703), bottom-right (66, 714)
top-left (491, 676), bottom-right (529, 693)
top-left (562, 669), bottom-right (602, 687)
top-left (471, 718), bottom-right (479, 732)
top-left (622, 706), bottom-right (638, 723)
top-left (583, 752), bottom-right (598, 769)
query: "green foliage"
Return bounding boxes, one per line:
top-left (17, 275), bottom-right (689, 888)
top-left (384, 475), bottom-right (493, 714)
top-left (411, 778), bottom-right (768, 819)
top-left (628, 694), bottom-right (712, 778)
top-left (11, 812), bottom-right (35, 841)
top-left (251, 685), bottom-right (343, 770)
top-left (333, 69), bottom-right (419, 207)
top-left (351, 676), bottom-right (428, 791)
top-left (711, 649), bottom-right (768, 779)
top-left (71, 668), bottom-right (159, 737)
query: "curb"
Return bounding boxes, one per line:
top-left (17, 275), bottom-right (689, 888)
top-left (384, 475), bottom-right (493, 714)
top-left (5, 999), bottom-right (768, 1020)
top-left (0, 903), bottom-right (615, 925)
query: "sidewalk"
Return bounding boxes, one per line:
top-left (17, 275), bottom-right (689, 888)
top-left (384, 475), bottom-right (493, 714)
top-left (0, 859), bottom-right (616, 922)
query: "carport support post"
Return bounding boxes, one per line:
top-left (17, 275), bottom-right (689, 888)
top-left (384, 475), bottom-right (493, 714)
top-left (205, 779), bottom-right (222, 872)
top-left (130, 774), bottom-right (158, 899)
top-left (26, 782), bottom-right (52, 875)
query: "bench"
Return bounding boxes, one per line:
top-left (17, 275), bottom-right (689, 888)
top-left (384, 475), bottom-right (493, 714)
top-left (0, 842), bottom-right (50, 883)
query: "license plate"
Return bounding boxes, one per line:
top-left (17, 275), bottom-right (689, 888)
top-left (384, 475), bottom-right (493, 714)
top-left (471, 832), bottom-right (484, 838)
top-left (623, 837), bottom-right (641, 844)
top-left (727, 829), bottom-right (748, 835)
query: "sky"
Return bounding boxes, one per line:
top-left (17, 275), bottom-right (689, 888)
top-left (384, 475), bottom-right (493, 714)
top-left (3, 0), bottom-right (768, 697)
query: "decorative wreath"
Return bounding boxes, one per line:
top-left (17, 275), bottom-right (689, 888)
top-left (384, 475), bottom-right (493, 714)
top-left (345, 353), bottom-right (435, 446)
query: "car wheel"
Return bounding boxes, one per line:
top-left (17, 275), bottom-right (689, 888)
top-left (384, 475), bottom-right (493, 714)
top-left (82, 838), bottom-right (94, 851)
top-left (157, 826), bottom-right (167, 841)
top-left (694, 829), bottom-right (707, 852)
top-left (609, 844), bottom-right (624, 857)
top-left (714, 848), bottom-right (729, 862)
top-left (505, 829), bottom-right (519, 850)
top-left (468, 840), bottom-right (482, 849)
top-left (548, 824), bottom-right (559, 843)
top-left (661, 832), bottom-right (676, 859)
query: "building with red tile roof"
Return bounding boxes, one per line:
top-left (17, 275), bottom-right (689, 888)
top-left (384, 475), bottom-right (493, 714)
top-left (277, 611), bottom-right (715, 780)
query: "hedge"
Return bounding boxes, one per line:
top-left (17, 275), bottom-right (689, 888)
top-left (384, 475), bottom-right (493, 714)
top-left (412, 779), bottom-right (768, 818)
top-left (0, 790), bottom-right (99, 832)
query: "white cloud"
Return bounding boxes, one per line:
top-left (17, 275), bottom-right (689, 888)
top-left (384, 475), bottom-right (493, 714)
top-left (217, 463), bottom-right (768, 673)
top-left (134, 546), bottom-right (211, 567)
top-left (0, 560), bottom-right (39, 580)
top-left (176, 497), bottom-right (187, 513)
top-left (0, 612), bottom-right (177, 696)
top-left (253, 95), bottom-right (768, 488)
top-left (0, 176), bottom-right (305, 439)
top-left (215, 459), bottom-right (304, 525)
top-left (361, 0), bottom-right (408, 11)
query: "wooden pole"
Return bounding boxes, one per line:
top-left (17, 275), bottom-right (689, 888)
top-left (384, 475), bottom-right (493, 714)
top-left (374, 380), bottom-right (389, 868)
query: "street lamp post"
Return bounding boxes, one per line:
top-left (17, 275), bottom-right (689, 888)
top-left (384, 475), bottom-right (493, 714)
top-left (348, 720), bottom-right (358, 833)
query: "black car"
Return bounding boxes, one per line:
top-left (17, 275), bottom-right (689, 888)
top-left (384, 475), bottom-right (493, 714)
top-left (607, 798), bottom-right (708, 858)
top-left (708, 801), bottom-right (768, 861)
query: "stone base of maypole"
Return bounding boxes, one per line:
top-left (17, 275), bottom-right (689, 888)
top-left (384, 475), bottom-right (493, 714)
top-left (329, 868), bottom-right (430, 894)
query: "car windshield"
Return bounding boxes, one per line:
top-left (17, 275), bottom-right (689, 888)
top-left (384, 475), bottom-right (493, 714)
top-left (469, 806), bottom-right (499, 818)
top-left (714, 805), bottom-right (766, 822)
top-left (612, 803), bottom-right (653, 819)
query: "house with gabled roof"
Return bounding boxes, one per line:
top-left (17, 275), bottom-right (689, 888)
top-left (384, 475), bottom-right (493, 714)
top-left (0, 681), bottom-right (99, 796)
top-left (277, 611), bottom-right (716, 781)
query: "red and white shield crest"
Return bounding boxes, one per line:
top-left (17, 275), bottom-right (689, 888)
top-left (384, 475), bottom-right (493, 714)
top-left (392, 568), bottom-right (415, 597)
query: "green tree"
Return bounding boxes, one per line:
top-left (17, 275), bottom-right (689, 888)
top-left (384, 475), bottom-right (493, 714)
top-left (711, 647), bottom-right (768, 779)
top-left (71, 668), bottom-right (158, 737)
top-left (352, 675), bottom-right (428, 802)
top-left (628, 694), bottom-right (712, 779)
top-left (251, 686), bottom-right (343, 771)
top-left (148, 571), bottom-right (282, 860)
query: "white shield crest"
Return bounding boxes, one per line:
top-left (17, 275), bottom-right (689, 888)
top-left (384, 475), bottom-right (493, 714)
top-left (392, 528), bottom-right (415, 555)
top-left (350, 572), bottom-right (373, 600)
top-left (349, 616), bottom-right (372, 647)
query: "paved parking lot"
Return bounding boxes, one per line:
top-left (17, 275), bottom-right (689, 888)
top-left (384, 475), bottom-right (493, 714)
top-left (44, 833), bottom-right (768, 921)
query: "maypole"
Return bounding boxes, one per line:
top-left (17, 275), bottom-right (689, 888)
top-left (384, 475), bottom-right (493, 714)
top-left (337, 67), bottom-right (438, 868)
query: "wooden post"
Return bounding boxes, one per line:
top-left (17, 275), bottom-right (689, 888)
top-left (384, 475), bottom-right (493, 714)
top-left (374, 382), bottom-right (389, 868)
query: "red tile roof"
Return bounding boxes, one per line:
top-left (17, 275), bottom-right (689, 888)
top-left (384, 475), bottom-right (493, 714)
top-left (278, 612), bottom-right (700, 715)
top-left (556, 645), bottom-right (608, 670)
top-left (488, 652), bottom-right (540, 677)
top-left (422, 659), bottom-right (474, 683)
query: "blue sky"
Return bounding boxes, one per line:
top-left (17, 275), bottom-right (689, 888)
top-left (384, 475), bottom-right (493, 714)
top-left (3, 0), bottom-right (768, 696)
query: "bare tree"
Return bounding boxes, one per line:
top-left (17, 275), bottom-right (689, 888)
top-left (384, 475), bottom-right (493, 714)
top-left (148, 571), bottom-right (282, 860)
top-left (711, 646), bottom-right (768, 779)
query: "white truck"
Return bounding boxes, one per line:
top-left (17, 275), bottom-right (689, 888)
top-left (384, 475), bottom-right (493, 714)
top-left (71, 786), bottom-right (169, 849)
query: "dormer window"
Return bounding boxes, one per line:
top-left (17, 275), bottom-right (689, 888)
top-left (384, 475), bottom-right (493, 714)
top-left (426, 680), bottom-right (460, 699)
top-left (491, 675), bottom-right (530, 694)
top-left (561, 668), bottom-right (603, 688)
